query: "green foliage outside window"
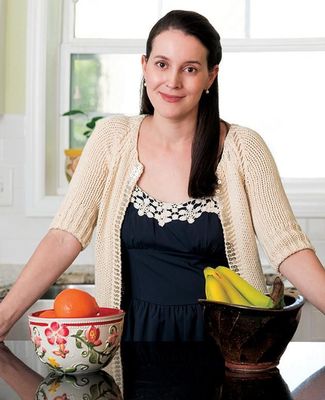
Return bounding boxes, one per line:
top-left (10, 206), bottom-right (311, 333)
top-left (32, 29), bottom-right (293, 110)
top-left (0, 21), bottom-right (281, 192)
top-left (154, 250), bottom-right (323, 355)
top-left (69, 54), bottom-right (103, 148)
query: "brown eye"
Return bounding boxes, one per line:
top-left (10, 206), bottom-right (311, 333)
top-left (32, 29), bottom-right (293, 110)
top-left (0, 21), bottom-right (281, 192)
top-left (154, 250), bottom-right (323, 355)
top-left (156, 61), bottom-right (167, 69)
top-left (184, 66), bottom-right (197, 73)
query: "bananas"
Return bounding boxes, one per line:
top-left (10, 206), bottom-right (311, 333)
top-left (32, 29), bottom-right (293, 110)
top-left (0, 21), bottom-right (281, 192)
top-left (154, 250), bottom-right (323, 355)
top-left (205, 275), bottom-right (231, 304)
top-left (270, 276), bottom-right (285, 309)
top-left (204, 266), bottom-right (278, 309)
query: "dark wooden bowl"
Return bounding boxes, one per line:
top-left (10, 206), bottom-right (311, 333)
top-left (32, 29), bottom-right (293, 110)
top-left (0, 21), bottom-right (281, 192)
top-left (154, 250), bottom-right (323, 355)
top-left (199, 294), bottom-right (304, 373)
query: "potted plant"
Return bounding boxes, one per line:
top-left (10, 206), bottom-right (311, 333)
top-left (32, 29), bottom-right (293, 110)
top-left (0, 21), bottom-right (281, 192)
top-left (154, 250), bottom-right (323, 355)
top-left (62, 109), bottom-right (104, 181)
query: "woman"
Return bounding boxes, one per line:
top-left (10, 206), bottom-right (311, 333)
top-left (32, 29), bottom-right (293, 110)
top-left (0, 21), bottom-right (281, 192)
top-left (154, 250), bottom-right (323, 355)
top-left (0, 10), bottom-right (324, 341)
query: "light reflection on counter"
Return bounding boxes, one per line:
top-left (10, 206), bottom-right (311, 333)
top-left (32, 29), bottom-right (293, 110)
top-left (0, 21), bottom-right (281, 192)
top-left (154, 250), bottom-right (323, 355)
top-left (279, 342), bottom-right (325, 391)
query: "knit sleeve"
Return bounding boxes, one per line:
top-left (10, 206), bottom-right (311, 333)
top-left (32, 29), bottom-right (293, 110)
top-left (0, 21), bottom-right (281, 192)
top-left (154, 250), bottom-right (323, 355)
top-left (49, 118), bottom-right (112, 249)
top-left (238, 128), bottom-right (314, 271)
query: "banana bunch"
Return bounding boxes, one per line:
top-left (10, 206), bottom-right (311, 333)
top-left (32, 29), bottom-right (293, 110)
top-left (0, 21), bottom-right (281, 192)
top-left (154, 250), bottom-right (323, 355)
top-left (204, 266), bottom-right (282, 309)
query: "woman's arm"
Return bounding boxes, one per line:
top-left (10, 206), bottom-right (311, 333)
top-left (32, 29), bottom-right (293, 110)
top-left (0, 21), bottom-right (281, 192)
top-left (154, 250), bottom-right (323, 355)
top-left (279, 249), bottom-right (325, 314)
top-left (0, 229), bottom-right (81, 341)
top-left (239, 128), bottom-right (313, 270)
top-left (0, 120), bottom-right (113, 341)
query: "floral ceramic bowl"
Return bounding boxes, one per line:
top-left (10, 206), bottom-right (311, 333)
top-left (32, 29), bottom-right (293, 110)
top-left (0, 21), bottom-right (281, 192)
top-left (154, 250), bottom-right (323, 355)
top-left (35, 370), bottom-right (122, 399)
top-left (28, 307), bottom-right (124, 374)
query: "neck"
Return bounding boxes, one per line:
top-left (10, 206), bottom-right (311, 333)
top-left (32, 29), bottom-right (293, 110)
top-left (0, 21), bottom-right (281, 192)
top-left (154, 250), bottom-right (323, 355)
top-left (148, 113), bottom-right (197, 147)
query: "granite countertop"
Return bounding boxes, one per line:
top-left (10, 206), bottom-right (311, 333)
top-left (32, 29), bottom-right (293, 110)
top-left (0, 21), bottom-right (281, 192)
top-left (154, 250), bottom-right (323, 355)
top-left (0, 265), bottom-right (298, 299)
top-left (0, 285), bottom-right (10, 299)
top-left (55, 271), bottom-right (94, 285)
top-left (0, 265), bottom-right (95, 299)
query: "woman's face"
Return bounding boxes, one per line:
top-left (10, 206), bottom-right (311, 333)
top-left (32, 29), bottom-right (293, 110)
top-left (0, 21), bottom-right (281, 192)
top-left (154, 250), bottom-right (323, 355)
top-left (142, 29), bottom-right (218, 121)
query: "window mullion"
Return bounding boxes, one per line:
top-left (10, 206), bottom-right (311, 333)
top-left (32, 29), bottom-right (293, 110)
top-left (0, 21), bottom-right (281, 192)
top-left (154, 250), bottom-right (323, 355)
top-left (222, 38), bottom-right (325, 52)
top-left (245, 0), bottom-right (251, 39)
top-left (65, 37), bottom-right (325, 54)
top-left (62, 0), bottom-right (75, 42)
top-left (157, 0), bottom-right (164, 18)
top-left (63, 39), bottom-right (146, 53)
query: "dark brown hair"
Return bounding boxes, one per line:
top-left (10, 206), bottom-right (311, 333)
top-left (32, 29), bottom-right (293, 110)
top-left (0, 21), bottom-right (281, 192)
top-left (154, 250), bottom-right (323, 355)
top-left (140, 10), bottom-right (222, 198)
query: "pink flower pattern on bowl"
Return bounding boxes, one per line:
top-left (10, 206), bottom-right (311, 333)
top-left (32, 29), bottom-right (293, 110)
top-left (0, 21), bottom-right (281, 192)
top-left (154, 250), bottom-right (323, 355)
top-left (29, 308), bottom-right (124, 374)
top-left (85, 325), bottom-right (102, 346)
top-left (45, 322), bottom-right (69, 345)
top-left (32, 333), bottom-right (42, 349)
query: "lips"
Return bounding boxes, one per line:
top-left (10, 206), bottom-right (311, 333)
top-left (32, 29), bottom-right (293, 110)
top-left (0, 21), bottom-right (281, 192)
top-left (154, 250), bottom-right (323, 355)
top-left (159, 92), bottom-right (184, 103)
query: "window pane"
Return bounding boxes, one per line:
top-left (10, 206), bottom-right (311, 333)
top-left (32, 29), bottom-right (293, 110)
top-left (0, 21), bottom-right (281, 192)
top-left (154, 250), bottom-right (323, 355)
top-left (69, 54), bottom-right (142, 147)
top-left (75, 0), bottom-right (160, 38)
top-left (250, 0), bottom-right (325, 38)
top-left (162, 0), bottom-right (246, 38)
top-left (219, 51), bottom-right (325, 178)
top-left (75, 0), bottom-right (247, 39)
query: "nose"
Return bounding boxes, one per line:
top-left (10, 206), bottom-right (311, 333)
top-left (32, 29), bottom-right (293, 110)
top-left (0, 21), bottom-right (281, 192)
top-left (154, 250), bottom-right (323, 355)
top-left (166, 68), bottom-right (181, 89)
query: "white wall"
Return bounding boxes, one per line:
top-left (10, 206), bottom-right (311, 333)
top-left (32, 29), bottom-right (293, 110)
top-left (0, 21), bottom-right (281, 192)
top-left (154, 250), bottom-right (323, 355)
top-left (0, 115), bottom-right (95, 286)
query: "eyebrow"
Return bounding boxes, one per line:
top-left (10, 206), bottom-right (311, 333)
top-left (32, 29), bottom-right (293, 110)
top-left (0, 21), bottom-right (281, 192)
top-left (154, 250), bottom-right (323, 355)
top-left (153, 55), bottom-right (202, 65)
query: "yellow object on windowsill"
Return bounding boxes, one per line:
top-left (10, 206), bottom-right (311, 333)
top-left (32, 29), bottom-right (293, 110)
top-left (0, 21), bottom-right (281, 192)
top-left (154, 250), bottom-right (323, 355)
top-left (64, 148), bottom-right (83, 182)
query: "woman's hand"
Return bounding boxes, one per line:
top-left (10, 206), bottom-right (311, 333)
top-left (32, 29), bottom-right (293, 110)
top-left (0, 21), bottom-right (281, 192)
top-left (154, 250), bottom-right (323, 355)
top-left (0, 324), bottom-right (10, 343)
top-left (0, 303), bottom-right (12, 342)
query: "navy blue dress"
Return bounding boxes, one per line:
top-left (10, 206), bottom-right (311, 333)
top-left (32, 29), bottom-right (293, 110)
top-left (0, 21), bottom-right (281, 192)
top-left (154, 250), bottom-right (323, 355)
top-left (121, 186), bottom-right (228, 341)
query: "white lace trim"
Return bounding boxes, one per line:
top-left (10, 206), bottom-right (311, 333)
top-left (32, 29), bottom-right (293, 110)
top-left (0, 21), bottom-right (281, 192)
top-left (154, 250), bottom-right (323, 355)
top-left (130, 185), bottom-right (220, 227)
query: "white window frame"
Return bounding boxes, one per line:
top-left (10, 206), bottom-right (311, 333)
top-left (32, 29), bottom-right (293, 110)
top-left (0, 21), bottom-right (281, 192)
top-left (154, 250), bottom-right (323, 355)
top-left (25, 0), bottom-right (325, 217)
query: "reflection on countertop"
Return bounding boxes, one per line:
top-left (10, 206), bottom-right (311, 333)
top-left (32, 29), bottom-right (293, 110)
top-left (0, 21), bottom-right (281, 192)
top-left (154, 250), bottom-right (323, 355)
top-left (0, 341), bottom-right (324, 400)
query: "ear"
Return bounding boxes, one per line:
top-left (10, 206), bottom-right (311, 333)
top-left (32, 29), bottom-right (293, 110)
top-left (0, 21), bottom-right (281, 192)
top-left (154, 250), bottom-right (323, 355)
top-left (207, 65), bottom-right (219, 87)
top-left (141, 54), bottom-right (148, 76)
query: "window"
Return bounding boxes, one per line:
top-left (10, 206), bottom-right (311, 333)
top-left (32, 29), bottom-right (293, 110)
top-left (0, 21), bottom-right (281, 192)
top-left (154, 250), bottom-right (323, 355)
top-left (69, 54), bottom-right (142, 148)
top-left (26, 0), bottom-right (325, 216)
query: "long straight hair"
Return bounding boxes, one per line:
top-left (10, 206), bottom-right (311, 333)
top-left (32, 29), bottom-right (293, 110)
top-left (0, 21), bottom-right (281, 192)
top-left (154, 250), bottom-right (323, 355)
top-left (140, 10), bottom-right (222, 198)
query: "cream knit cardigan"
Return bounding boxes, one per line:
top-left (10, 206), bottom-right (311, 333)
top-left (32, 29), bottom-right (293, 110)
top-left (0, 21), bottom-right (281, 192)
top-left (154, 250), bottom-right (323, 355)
top-left (50, 115), bottom-right (313, 307)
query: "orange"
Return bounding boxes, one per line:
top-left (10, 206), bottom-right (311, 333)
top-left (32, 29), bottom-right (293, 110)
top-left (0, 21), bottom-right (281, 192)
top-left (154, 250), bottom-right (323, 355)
top-left (54, 288), bottom-right (99, 318)
top-left (39, 309), bottom-right (57, 318)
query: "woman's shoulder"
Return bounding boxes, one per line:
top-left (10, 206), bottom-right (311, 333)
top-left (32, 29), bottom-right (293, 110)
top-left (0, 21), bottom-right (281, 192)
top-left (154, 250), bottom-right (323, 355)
top-left (90, 114), bottom-right (146, 147)
top-left (223, 123), bottom-right (276, 172)
top-left (96, 114), bottom-right (145, 135)
top-left (225, 123), bottom-right (269, 153)
top-left (226, 123), bottom-right (262, 141)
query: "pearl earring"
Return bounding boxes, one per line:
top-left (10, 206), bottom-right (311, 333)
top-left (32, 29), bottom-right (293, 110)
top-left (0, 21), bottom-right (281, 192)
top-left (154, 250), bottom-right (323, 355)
top-left (144, 81), bottom-right (147, 87)
top-left (205, 88), bottom-right (209, 94)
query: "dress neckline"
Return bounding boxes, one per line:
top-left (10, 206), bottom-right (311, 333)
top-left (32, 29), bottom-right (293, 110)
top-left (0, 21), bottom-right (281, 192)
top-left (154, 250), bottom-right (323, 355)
top-left (131, 185), bottom-right (220, 227)
top-left (135, 185), bottom-right (195, 206)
